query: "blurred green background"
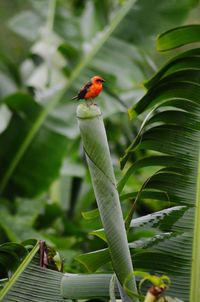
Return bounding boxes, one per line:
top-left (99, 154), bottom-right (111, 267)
top-left (0, 0), bottom-right (199, 272)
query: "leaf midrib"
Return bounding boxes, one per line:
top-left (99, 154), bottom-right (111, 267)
top-left (0, 242), bottom-right (40, 300)
top-left (190, 149), bottom-right (200, 302)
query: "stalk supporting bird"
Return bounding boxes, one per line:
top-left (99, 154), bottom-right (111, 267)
top-left (77, 104), bottom-right (138, 301)
top-left (72, 75), bottom-right (105, 102)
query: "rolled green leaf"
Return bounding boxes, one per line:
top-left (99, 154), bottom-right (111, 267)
top-left (61, 273), bottom-right (119, 299)
top-left (77, 103), bottom-right (138, 301)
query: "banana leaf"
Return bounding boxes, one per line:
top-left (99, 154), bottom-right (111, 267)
top-left (119, 25), bottom-right (200, 302)
top-left (0, 241), bottom-right (120, 301)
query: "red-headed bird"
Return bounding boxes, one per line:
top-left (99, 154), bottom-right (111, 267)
top-left (72, 75), bottom-right (105, 103)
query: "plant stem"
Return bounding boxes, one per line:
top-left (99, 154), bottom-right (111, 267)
top-left (77, 104), bottom-right (138, 301)
top-left (47, 0), bottom-right (57, 31)
top-left (144, 292), bottom-right (157, 302)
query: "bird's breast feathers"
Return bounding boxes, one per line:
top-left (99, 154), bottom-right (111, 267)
top-left (84, 84), bottom-right (102, 99)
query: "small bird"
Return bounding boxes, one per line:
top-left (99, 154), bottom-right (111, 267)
top-left (72, 75), bottom-right (105, 103)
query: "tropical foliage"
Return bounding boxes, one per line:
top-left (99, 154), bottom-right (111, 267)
top-left (1, 0), bottom-right (200, 301)
top-left (120, 24), bottom-right (200, 302)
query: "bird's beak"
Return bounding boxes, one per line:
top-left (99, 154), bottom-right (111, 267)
top-left (101, 79), bottom-right (105, 82)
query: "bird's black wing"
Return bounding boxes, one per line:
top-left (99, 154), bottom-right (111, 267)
top-left (76, 80), bottom-right (92, 100)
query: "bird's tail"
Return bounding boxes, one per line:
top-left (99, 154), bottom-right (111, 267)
top-left (72, 95), bottom-right (78, 100)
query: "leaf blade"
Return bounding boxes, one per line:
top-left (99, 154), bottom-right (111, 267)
top-left (157, 24), bottom-right (200, 52)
